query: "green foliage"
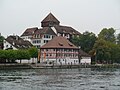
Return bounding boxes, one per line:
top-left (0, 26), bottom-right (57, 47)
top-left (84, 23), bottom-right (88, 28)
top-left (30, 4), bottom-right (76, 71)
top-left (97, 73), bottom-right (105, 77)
top-left (92, 39), bottom-right (111, 63)
top-left (0, 50), bottom-right (17, 63)
top-left (117, 33), bottom-right (120, 45)
top-left (71, 31), bottom-right (97, 53)
top-left (0, 50), bottom-right (6, 60)
top-left (28, 47), bottom-right (38, 58)
top-left (89, 27), bottom-right (120, 64)
top-left (16, 50), bottom-right (30, 60)
top-left (91, 38), bottom-right (120, 64)
top-left (98, 28), bottom-right (116, 43)
top-left (0, 36), bottom-right (4, 44)
top-left (5, 50), bottom-right (17, 62)
top-left (109, 43), bottom-right (120, 63)
top-left (70, 36), bottom-right (80, 47)
top-left (0, 50), bottom-right (30, 63)
top-left (0, 36), bottom-right (4, 49)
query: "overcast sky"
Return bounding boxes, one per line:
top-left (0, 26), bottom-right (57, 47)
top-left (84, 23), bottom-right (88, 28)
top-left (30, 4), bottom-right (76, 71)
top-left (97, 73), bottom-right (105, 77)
top-left (0, 0), bottom-right (120, 37)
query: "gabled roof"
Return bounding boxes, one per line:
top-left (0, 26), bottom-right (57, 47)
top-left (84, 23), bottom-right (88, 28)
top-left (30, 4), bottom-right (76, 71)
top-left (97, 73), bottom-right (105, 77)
top-left (79, 49), bottom-right (91, 57)
top-left (54, 25), bottom-right (80, 35)
top-left (21, 27), bottom-right (38, 36)
top-left (41, 13), bottom-right (60, 23)
top-left (5, 35), bottom-right (33, 49)
top-left (34, 27), bottom-right (56, 35)
top-left (41, 36), bottom-right (78, 49)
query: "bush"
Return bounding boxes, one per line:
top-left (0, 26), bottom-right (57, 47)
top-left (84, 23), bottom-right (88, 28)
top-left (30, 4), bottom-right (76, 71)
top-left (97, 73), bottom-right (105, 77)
top-left (0, 50), bottom-right (30, 63)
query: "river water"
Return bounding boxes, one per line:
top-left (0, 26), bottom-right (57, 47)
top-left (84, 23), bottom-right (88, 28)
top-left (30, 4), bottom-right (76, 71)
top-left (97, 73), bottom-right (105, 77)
top-left (0, 68), bottom-right (120, 90)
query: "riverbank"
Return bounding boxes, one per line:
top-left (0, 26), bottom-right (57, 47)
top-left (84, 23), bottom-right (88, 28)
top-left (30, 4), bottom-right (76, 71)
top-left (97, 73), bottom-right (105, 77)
top-left (0, 64), bottom-right (32, 69)
top-left (0, 63), bottom-right (120, 69)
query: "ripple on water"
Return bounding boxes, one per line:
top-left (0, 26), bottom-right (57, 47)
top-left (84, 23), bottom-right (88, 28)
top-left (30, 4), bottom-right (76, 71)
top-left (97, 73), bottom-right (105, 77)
top-left (0, 68), bottom-right (120, 90)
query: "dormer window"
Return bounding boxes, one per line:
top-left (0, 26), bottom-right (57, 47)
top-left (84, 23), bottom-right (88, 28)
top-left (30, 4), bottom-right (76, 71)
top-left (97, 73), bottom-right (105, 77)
top-left (68, 43), bottom-right (73, 47)
top-left (59, 42), bottom-right (63, 46)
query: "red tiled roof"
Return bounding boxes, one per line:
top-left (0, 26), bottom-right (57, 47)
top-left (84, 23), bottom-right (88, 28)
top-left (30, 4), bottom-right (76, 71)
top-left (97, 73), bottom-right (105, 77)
top-left (5, 35), bottom-right (33, 49)
top-left (34, 27), bottom-right (56, 35)
top-left (41, 36), bottom-right (78, 49)
top-left (41, 13), bottom-right (60, 23)
top-left (21, 27), bottom-right (38, 36)
top-left (54, 25), bottom-right (80, 35)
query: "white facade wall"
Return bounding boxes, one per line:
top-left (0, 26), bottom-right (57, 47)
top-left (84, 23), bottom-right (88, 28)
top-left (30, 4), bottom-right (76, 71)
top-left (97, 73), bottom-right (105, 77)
top-left (40, 48), bottom-right (79, 65)
top-left (3, 40), bottom-right (17, 50)
top-left (57, 58), bottom-right (79, 65)
top-left (51, 27), bottom-right (70, 39)
top-left (16, 58), bottom-right (37, 64)
top-left (31, 39), bottom-right (42, 48)
top-left (81, 57), bottom-right (91, 65)
top-left (21, 36), bottom-right (32, 42)
top-left (31, 34), bottom-right (54, 48)
top-left (40, 58), bottom-right (79, 65)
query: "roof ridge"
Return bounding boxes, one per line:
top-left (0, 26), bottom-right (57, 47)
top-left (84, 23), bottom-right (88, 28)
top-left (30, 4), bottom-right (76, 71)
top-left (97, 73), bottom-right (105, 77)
top-left (41, 36), bottom-right (78, 49)
top-left (41, 13), bottom-right (60, 23)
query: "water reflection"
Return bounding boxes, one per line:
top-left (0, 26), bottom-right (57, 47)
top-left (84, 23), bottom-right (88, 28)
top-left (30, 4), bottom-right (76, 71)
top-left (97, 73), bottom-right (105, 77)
top-left (0, 68), bottom-right (120, 90)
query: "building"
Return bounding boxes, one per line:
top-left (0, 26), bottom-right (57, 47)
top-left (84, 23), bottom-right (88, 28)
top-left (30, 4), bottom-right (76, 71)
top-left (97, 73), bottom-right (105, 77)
top-left (40, 36), bottom-right (79, 65)
top-left (79, 49), bottom-right (91, 65)
top-left (21, 13), bottom-right (80, 48)
top-left (3, 35), bottom-right (32, 50)
top-left (21, 27), bottom-right (38, 42)
top-left (31, 27), bottom-right (56, 48)
top-left (40, 36), bottom-right (91, 65)
top-left (41, 13), bottom-right (80, 39)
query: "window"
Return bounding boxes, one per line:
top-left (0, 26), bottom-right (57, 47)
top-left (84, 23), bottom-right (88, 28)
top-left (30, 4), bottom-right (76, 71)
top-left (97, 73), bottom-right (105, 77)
top-left (37, 40), bottom-right (41, 43)
top-left (6, 45), bottom-right (8, 48)
top-left (53, 49), bottom-right (56, 51)
top-left (36, 45), bottom-right (40, 48)
top-left (44, 40), bottom-right (48, 43)
top-left (44, 34), bottom-right (50, 38)
top-left (59, 42), bottom-right (63, 46)
top-left (52, 35), bottom-right (54, 39)
top-left (33, 40), bottom-right (41, 44)
top-left (10, 46), bottom-right (12, 48)
top-left (32, 40), bottom-right (36, 44)
top-left (38, 40), bottom-right (41, 43)
top-left (59, 59), bottom-right (61, 62)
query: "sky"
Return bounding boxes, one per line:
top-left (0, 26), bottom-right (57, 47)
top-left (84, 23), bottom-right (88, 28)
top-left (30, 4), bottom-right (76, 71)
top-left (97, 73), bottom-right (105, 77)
top-left (0, 0), bottom-right (120, 37)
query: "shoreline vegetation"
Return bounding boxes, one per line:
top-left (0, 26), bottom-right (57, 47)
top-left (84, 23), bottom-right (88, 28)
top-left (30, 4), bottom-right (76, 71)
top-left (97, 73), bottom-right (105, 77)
top-left (0, 63), bottom-right (120, 69)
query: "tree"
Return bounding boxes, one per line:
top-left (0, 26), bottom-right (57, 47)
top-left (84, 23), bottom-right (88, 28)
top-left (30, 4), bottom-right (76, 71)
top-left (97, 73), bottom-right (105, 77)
top-left (16, 50), bottom-right (30, 63)
top-left (70, 36), bottom-right (80, 47)
top-left (0, 35), bottom-right (4, 49)
top-left (92, 39), bottom-right (111, 63)
top-left (117, 33), bottom-right (120, 45)
top-left (108, 43), bottom-right (120, 63)
top-left (0, 50), bottom-right (30, 63)
top-left (0, 35), bottom-right (4, 44)
top-left (71, 31), bottom-right (97, 53)
top-left (0, 50), bottom-right (7, 63)
top-left (98, 28), bottom-right (116, 43)
top-left (5, 50), bottom-right (17, 63)
top-left (28, 47), bottom-right (38, 63)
